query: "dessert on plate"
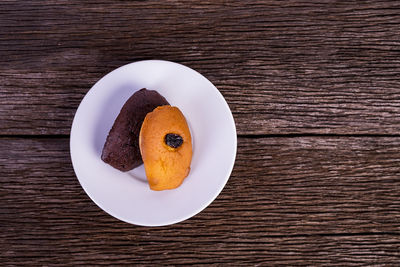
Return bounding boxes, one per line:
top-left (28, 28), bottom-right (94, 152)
top-left (101, 89), bottom-right (169, 171)
top-left (140, 105), bottom-right (192, 191)
top-left (101, 88), bottom-right (192, 191)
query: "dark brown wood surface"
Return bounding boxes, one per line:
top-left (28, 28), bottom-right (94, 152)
top-left (1, 0), bottom-right (400, 265)
top-left (2, 137), bottom-right (400, 265)
top-left (1, 0), bottom-right (400, 135)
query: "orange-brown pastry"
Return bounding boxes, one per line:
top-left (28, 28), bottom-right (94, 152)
top-left (139, 105), bottom-right (192, 191)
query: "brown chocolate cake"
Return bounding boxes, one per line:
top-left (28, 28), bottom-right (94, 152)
top-left (101, 88), bottom-right (169, 171)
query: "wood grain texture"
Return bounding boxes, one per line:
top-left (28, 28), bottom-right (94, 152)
top-left (2, 0), bottom-right (400, 265)
top-left (1, 0), bottom-right (400, 135)
top-left (1, 137), bottom-right (399, 265)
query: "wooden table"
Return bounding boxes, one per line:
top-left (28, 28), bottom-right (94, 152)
top-left (1, 1), bottom-right (400, 265)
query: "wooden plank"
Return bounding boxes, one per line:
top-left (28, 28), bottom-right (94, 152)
top-left (1, 1), bottom-right (400, 135)
top-left (2, 233), bottom-right (399, 265)
top-left (1, 137), bottom-right (399, 264)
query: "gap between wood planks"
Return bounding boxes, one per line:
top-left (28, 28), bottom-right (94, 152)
top-left (258, 232), bottom-right (400, 239)
top-left (1, 133), bottom-right (400, 139)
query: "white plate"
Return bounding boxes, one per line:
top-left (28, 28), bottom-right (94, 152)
top-left (70, 60), bottom-right (237, 226)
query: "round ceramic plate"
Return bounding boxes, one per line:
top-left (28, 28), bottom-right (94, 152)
top-left (70, 60), bottom-right (237, 226)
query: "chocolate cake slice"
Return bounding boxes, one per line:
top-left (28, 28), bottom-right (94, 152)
top-left (101, 88), bottom-right (169, 171)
